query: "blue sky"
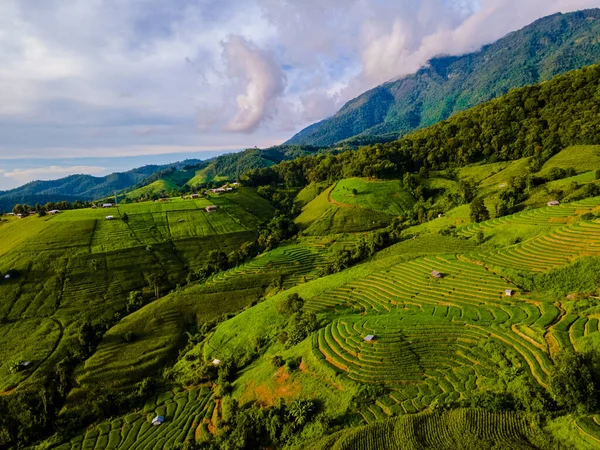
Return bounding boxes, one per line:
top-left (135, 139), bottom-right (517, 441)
top-left (0, 0), bottom-right (598, 190)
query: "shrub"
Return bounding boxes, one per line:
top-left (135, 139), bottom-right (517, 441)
top-left (271, 355), bottom-right (284, 368)
top-left (549, 351), bottom-right (597, 413)
top-left (277, 293), bottom-right (305, 315)
top-left (470, 197), bottom-right (490, 223)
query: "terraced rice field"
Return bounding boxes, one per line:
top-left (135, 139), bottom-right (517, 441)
top-left (307, 409), bottom-right (540, 450)
top-left (314, 311), bottom-right (555, 420)
top-left (574, 415), bottom-right (600, 447)
top-left (0, 192), bottom-right (275, 392)
top-left (306, 252), bottom-right (598, 422)
top-left (459, 197), bottom-right (600, 238)
top-left (209, 244), bottom-right (329, 289)
top-left (330, 178), bottom-right (416, 216)
top-left (57, 388), bottom-right (215, 450)
top-left (475, 220), bottom-right (600, 272)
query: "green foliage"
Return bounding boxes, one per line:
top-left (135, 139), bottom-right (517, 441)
top-left (303, 409), bottom-right (554, 450)
top-left (469, 198), bottom-right (490, 223)
top-left (330, 178), bottom-right (416, 215)
top-left (254, 63), bottom-right (600, 192)
top-left (277, 293), bottom-right (305, 315)
top-left (0, 164), bottom-right (168, 212)
top-left (549, 351), bottom-right (598, 413)
top-left (287, 9), bottom-right (600, 147)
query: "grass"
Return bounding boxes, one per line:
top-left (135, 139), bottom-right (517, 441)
top-left (58, 388), bottom-right (215, 450)
top-left (304, 409), bottom-right (550, 450)
top-left (0, 189), bottom-right (274, 393)
top-left (10, 153), bottom-right (600, 448)
top-left (330, 178), bottom-right (416, 215)
top-left (296, 185), bottom-right (395, 236)
top-left (540, 145), bottom-right (600, 175)
top-left (295, 183), bottom-right (329, 208)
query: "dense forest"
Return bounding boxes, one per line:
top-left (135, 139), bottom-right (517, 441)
top-left (247, 64), bottom-right (600, 188)
top-left (286, 8), bottom-right (600, 147)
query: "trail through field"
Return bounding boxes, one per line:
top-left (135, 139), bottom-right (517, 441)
top-left (327, 182), bottom-right (358, 209)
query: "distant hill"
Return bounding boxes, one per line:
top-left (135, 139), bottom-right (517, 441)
top-left (286, 8), bottom-right (600, 147)
top-left (0, 145), bottom-right (323, 210)
top-left (0, 161), bottom-right (200, 211)
top-left (123, 145), bottom-right (322, 201)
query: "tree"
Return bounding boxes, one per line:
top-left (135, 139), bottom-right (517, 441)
top-left (549, 351), bottom-right (597, 413)
top-left (127, 291), bottom-right (144, 313)
top-left (148, 273), bottom-right (164, 299)
top-left (470, 197), bottom-right (490, 223)
top-left (121, 212), bottom-right (129, 222)
top-left (458, 179), bottom-right (478, 204)
top-left (286, 399), bottom-right (315, 428)
top-left (476, 230), bottom-right (485, 245)
top-left (12, 204), bottom-right (24, 215)
top-left (351, 188), bottom-right (358, 196)
top-left (277, 293), bottom-right (304, 315)
top-left (78, 321), bottom-right (97, 353)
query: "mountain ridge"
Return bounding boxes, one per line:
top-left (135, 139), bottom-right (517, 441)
top-left (286, 8), bottom-right (600, 147)
top-left (0, 161), bottom-right (200, 211)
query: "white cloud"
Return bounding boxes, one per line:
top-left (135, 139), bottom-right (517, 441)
top-left (222, 35), bottom-right (286, 133)
top-left (0, 0), bottom-right (598, 175)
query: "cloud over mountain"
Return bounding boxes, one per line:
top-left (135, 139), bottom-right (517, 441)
top-left (1, 0), bottom-right (599, 188)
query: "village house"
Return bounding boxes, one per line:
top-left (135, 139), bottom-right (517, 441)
top-left (102, 203), bottom-right (113, 208)
top-left (152, 415), bottom-right (164, 426)
top-left (547, 200), bottom-right (560, 206)
top-left (205, 205), bottom-right (218, 213)
top-left (190, 193), bottom-right (200, 199)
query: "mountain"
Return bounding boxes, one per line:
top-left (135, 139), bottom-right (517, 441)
top-left (286, 8), bottom-right (600, 147)
top-left (4, 60), bottom-right (600, 450)
top-left (123, 145), bottom-right (322, 201)
top-left (0, 161), bottom-right (200, 211)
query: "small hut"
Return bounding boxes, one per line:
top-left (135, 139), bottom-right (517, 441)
top-left (364, 335), bottom-right (375, 342)
top-left (205, 205), bottom-right (218, 213)
top-left (105, 215), bottom-right (114, 220)
top-left (505, 289), bottom-right (514, 297)
top-left (547, 200), bottom-right (560, 207)
top-left (430, 271), bottom-right (442, 279)
top-left (152, 415), bottom-right (164, 426)
top-left (212, 359), bottom-right (221, 365)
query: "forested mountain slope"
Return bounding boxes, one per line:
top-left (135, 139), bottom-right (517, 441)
top-left (0, 146), bottom-right (321, 211)
top-left (5, 61), bottom-right (600, 450)
top-left (0, 162), bottom-right (197, 212)
top-left (286, 8), bottom-right (600, 147)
